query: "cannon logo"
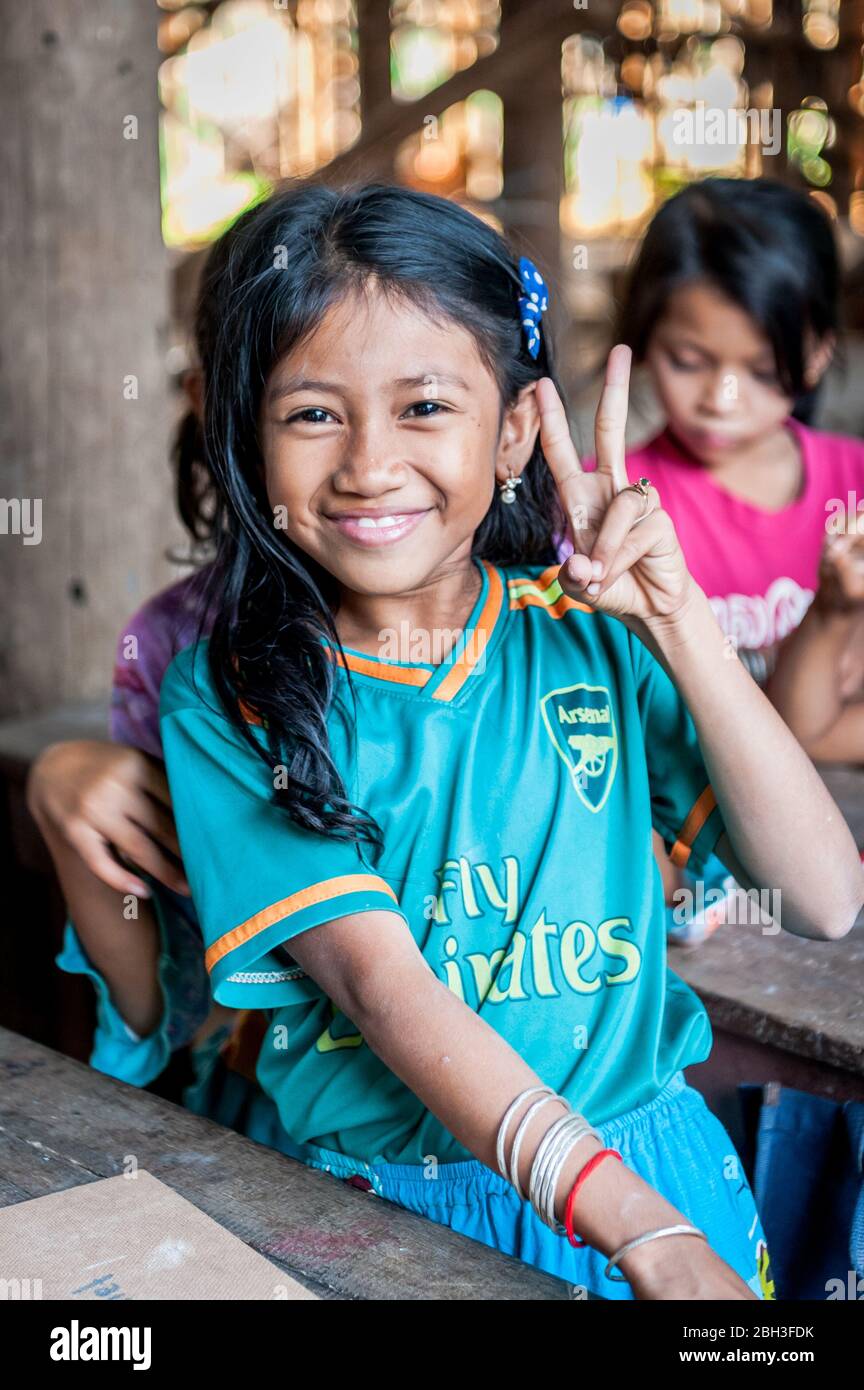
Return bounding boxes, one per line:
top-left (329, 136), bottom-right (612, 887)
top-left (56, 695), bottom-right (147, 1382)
top-left (540, 684), bottom-right (618, 813)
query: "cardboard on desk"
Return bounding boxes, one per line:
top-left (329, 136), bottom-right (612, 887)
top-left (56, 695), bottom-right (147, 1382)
top-left (0, 1170), bottom-right (318, 1300)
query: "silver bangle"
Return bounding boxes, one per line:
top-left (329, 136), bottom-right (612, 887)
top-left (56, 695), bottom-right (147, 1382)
top-left (532, 1115), bottom-right (600, 1231)
top-left (495, 1086), bottom-right (554, 1179)
top-left (508, 1095), bottom-right (564, 1200)
top-left (605, 1224), bottom-right (707, 1282)
top-left (540, 1120), bottom-right (601, 1231)
top-left (527, 1114), bottom-right (576, 1228)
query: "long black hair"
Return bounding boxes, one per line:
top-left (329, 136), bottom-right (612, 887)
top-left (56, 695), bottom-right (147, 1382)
top-left (617, 178), bottom-right (840, 424)
top-left (193, 182), bottom-right (565, 847)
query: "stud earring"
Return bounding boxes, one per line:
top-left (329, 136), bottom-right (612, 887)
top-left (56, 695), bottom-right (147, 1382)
top-left (499, 470), bottom-right (522, 505)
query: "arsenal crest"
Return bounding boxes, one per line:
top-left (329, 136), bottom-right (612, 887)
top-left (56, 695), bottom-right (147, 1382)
top-left (540, 684), bottom-right (618, 813)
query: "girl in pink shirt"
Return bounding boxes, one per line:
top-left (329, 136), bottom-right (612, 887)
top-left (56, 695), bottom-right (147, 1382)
top-left (564, 177), bottom-right (863, 687)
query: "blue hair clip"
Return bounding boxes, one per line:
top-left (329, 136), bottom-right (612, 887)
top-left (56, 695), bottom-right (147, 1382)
top-left (518, 256), bottom-right (550, 360)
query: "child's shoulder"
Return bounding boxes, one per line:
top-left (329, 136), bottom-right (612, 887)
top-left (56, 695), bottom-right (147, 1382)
top-left (120, 565), bottom-right (216, 661)
top-left (159, 635), bottom-right (217, 721)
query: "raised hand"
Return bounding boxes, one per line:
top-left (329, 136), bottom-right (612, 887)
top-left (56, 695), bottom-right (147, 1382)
top-left (536, 345), bottom-right (694, 627)
top-left (818, 513), bottom-right (864, 611)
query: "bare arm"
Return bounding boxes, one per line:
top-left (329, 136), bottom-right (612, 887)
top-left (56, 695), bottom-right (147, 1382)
top-left (635, 589), bottom-right (863, 940)
top-left (26, 740), bottom-right (188, 1036)
top-left (282, 907), bottom-right (755, 1300)
top-left (531, 351), bottom-right (862, 943)
top-left (35, 823), bottom-right (164, 1036)
top-left (768, 606), bottom-right (864, 762)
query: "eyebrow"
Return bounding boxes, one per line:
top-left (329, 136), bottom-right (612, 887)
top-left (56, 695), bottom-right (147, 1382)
top-left (267, 370), bottom-right (470, 404)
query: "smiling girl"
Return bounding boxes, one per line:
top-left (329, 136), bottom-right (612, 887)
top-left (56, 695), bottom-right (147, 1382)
top-left (40, 184), bottom-right (862, 1301)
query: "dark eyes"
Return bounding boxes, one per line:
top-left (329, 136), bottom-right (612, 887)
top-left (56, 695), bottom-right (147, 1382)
top-left (283, 400), bottom-right (451, 425)
top-left (404, 400), bottom-right (449, 418)
top-left (284, 407), bottom-right (333, 424)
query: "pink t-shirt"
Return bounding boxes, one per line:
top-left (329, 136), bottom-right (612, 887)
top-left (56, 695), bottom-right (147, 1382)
top-left (565, 418), bottom-right (864, 683)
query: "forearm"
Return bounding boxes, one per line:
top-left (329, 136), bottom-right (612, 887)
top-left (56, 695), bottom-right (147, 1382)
top-left (635, 586), bottom-right (863, 938)
top-left (349, 957), bottom-right (698, 1263)
top-left (41, 824), bottom-right (163, 1035)
top-left (767, 606), bottom-right (857, 746)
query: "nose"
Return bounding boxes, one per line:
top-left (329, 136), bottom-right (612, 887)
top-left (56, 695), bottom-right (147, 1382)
top-left (699, 368), bottom-right (740, 416)
top-left (331, 418), bottom-right (409, 496)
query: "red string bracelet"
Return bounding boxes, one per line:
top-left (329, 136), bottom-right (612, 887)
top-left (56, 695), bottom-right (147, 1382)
top-left (565, 1148), bottom-right (623, 1248)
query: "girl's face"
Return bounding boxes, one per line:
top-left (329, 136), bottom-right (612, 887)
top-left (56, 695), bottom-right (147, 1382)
top-left (258, 284), bottom-right (538, 597)
top-left (644, 281), bottom-right (828, 466)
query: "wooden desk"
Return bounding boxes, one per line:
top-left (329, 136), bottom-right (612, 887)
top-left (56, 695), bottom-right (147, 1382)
top-left (677, 762), bottom-right (864, 1148)
top-left (0, 1026), bottom-right (569, 1301)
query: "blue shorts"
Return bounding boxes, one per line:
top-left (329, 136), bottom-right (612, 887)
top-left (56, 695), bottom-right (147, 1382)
top-left (268, 1071), bottom-right (774, 1301)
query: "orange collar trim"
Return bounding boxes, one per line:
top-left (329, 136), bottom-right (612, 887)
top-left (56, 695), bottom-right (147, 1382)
top-left (432, 562), bottom-right (504, 701)
top-left (325, 561), bottom-right (504, 702)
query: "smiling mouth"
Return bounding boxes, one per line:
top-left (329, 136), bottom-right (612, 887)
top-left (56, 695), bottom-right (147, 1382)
top-left (325, 509), bottom-right (431, 546)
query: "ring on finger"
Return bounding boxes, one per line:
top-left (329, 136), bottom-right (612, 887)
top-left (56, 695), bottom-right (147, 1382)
top-left (620, 476), bottom-right (656, 526)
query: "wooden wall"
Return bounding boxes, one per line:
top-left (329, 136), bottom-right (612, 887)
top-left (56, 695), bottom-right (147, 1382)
top-left (0, 0), bottom-right (181, 718)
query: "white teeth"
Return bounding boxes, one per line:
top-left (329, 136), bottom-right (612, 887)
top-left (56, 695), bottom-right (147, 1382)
top-left (355, 515), bottom-right (404, 529)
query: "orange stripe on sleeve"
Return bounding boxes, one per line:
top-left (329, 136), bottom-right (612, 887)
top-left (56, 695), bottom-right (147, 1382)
top-left (205, 873), bottom-right (399, 972)
top-left (669, 787), bottom-right (718, 868)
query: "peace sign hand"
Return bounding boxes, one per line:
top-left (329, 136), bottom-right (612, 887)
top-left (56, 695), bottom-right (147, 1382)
top-left (537, 345), bottom-right (694, 628)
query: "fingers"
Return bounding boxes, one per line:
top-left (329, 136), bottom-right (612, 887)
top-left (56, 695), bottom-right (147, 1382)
top-left (134, 794), bottom-right (182, 860)
top-left (594, 345), bottom-right (632, 491)
top-left (70, 824), bottom-right (152, 899)
top-left (587, 485), bottom-right (661, 589)
top-left (561, 497), bottom-right (671, 606)
top-left (136, 756), bottom-right (174, 810)
top-left (115, 819), bottom-right (191, 896)
top-left (536, 376), bottom-right (585, 525)
top-left (590, 513), bottom-right (667, 597)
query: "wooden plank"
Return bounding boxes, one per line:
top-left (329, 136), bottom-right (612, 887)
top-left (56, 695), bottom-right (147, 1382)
top-left (0, 1027), bottom-right (570, 1300)
top-left (321, 0), bottom-right (621, 182)
top-left (0, 1), bottom-right (183, 720)
top-left (673, 922), bottom-right (864, 1078)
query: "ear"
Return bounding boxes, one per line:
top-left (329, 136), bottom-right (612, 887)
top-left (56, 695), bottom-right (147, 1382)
top-left (495, 382), bottom-right (540, 486)
top-left (803, 332), bottom-right (836, 390)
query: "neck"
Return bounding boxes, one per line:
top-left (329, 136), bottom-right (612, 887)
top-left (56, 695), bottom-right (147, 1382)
top-left (334, 553), bottom-right (483, 661)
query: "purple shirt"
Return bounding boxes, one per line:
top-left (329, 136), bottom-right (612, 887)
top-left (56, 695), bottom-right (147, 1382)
top-left (111, 568), bottom-right (216, 757)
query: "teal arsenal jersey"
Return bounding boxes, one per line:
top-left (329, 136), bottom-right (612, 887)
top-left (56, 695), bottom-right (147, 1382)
top-left (159, 559), bottom-right (725, 1165)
